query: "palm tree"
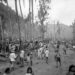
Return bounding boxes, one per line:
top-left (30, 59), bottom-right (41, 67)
top-left (28, 0), bottom-right (31, 41)
top-left (19, 0), bottom-right (27, 41)
top-left (23, 0), bottom-right (25, 7)
top-left (19, 0), bottom-right (23, 18)
top-left (32, 0), bottom-right (34, 40)
top-left (0, 16), bottom-right (3, 51)
top-left (15, 0), bottom-right (21, 46)
top-left (29, 0), bottom-right (34, 41)
top-left (6, 0), bottom-right (13, 42)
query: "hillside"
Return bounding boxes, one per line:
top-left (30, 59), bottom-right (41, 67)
top-left (45, 23), bottom-right (73, 41)
top-left (0, 3), bottom-right (41, 41)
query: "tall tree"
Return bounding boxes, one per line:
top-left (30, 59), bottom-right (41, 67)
top-left (19, 0), bottom-right (27, 41)
top-left (23, 0), bottom-right (25, 7)
top-left (72, 20), bottom-right (75, 44)
top-left (57, 21), bottom-right (61, 40)
top-left (29, 0), bottom-right (32, 40)
top-left (6, 0), bottom-right (13, 42)
top-left (29, 0), bottom-right (34, 40)
top-left (15, 0), bottom-right (21, 46)
top-left (0, 15), bottom-right (4, 50)
top-left (38, 0), bottom-right (51, 40)
top-left (19, 0), bottom-right (23, 18)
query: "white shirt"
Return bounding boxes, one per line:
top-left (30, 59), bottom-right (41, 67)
top-left (12, 45), bottom-right (15, 51)
top-left (45, 50), bottom-right (49, 57)
top-left (73, 45), bottom-right (75, 48)
top-left (38, 48), bottom-right (42, 56)
top-left (27, 56), bottom-right (30, 62)
top-left (9, 53), bottom-right (16, 61)
top-left (25, 73), bottom-right (32, 75)
top-left (40, 47), bottom-right (43, 53)
top-left (3, 73), bottom-right (7, 75)
top-left (20, 50), bottom-right (25, 58)
top-left (9, 44), bottom-right (12, 50)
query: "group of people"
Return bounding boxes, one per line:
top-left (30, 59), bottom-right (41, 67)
top-left (1, 41), bottom-right (49, 75)
top-left (9, 47), bottom-right (33, 70)
top-left (0, 40), bottom-right (74, 75)
top-left (37, 44), bottom-right (49, 64)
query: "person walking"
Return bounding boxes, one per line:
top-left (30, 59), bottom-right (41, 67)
top-left (9, 50), bottom-right (17, 70)
top-left (27, 53), bottom-right (31, 66)
top-left (20, 50), bottom-right (25, 67)
top-left (45, 46), bottom-right (49, 64)
top-left (38, 47), bottom-right (42, 59)
top-left (55, 51), bottom-right (61, 68)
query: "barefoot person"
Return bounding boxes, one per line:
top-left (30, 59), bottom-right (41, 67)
top-left (55, 51), bottom-right (61, 68)
top-left (45, 46), bottom-right (49, 64)
top-left (9, 51), bottom-right (17, 70)
top-left (27, 53), bottom-right (31, 66)
top-left (20, 50), bottom-right (25, 67)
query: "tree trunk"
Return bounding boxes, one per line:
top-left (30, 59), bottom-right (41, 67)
top-left (0, 16), bottom-right (3, 52)
top-left (7, 0), bottom-right (13, 42)
top-left (19, 0), bottom-right (27, 41)
top-left (15, 0), bottom-right (21, 47)
top-left (29, 0), bottom-right (32, 41)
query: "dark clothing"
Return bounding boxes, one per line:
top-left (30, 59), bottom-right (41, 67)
top-left (46, 57), bottom-right (48, 64)
top-left (66, 65), bottom-right (75, 75)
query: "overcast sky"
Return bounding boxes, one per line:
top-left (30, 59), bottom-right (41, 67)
top-left (8, 0), bottom-right (75, 26)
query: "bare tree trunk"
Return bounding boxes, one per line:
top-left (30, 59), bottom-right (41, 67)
top-left (19, 0), bottom-right (23, 18)
top-left (7, 0), bottom-right (13, 42)
top-left (0, 16), bottom-right (3, 53)
top-left (29, 0), bottom-right (34, 41)
top-left (23, 0), bottom-right (25, 7)
top-left (32, 0), bottom-right (34, 39)
top-left (15, 0), bottom-right (21, 47)
top-left (19, 0), bottom-right (27, 41)
top-left (29, 0), bottom-right (32, 41)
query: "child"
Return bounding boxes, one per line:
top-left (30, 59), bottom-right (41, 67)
top-left (20, 50), bottom-right (25, 67)
top-left (45, 46), bottom-right (49, 64)
top-left (25, 66), bottom-right (34, 75)
top-left (3, 67), bottom-right (10, 75)
top-left (55, 51), bottom-right (61, 68)
top-left (66, 64), bottom-right (75, 75)
top-left (9, 51), bottom-right (17, 70)
top-left (38, 47), bottom-right (42, 59)
top-left (30, 52), bottom-right (33, 66)
top-left (27, 53), bottom-right (31, 66)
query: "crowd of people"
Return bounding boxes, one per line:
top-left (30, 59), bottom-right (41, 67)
top-left (0, 40), bottom-right (50, 75)
top-left (0, 40), bottom-right (74, 75)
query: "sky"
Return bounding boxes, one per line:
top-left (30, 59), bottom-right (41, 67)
top-left (50, 0), bottom-right (75, 25)
top-left (7, 0), bottom-right (75, 26)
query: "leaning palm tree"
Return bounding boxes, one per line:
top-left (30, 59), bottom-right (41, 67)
top-left (19, 0), bottom-right (27, 41)
top-left (0, 16), bottom-right (3, 52)
top-left (29, 0), bottom-right (33, 41)
top-left (23, 0), bottom-right (25, 7)
top-left (19, 0), bottom-right (23, 18)
top-left (15, 0), bottom-right (21, 47)
top-left (6, 0), bottom-right (13, 42)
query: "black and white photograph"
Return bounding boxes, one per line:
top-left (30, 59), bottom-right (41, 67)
top-left (0, 0), bottom-right (75, 75)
